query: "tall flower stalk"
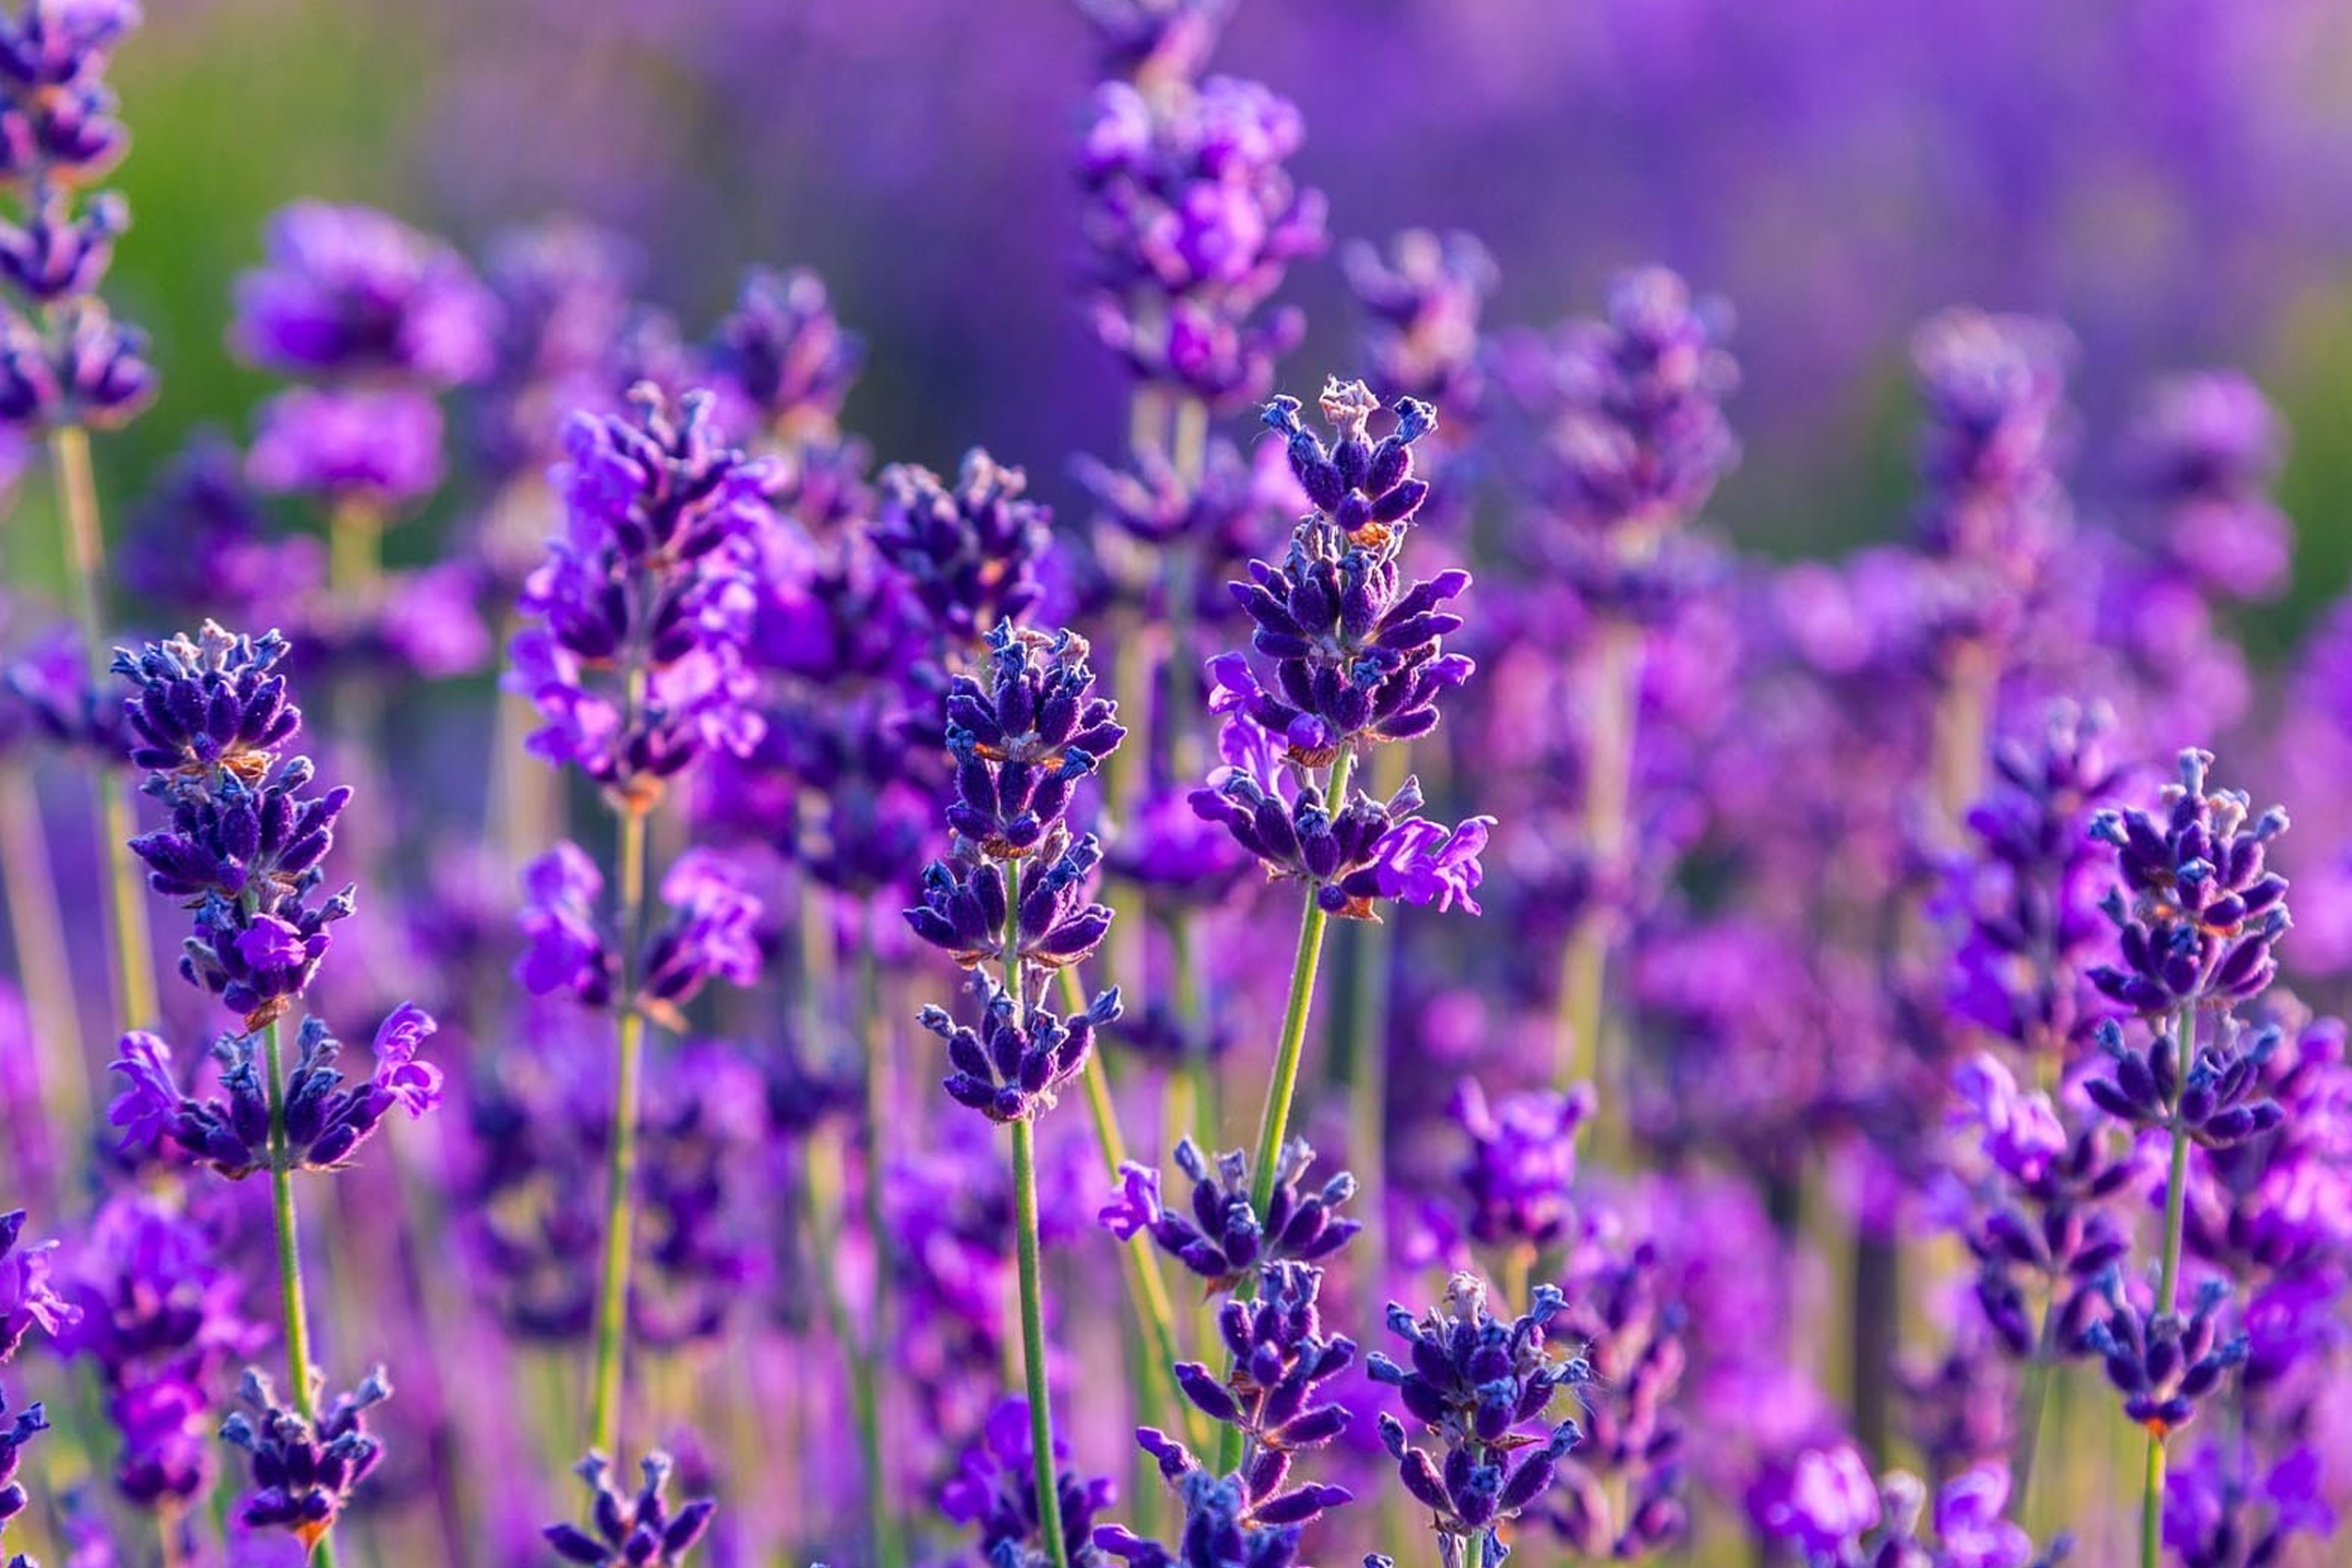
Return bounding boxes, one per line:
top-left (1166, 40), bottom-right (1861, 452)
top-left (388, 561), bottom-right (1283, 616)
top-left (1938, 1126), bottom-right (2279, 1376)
top-left (0, 0), bottom-right (160, 1031)
top-left (107, 622), bottom-right (444, 1565)
top-left (907, 622), bottom-right (1129, 1568)
top-left (2082, 749), bottom-right (2286, 1568)
top-left (507, 386), bottom-right (774, 1456)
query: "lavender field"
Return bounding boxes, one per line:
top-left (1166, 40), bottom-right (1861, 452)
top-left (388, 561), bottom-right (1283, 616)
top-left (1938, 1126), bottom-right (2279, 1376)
top-left (4, 1), bottom-right (2352, 1566)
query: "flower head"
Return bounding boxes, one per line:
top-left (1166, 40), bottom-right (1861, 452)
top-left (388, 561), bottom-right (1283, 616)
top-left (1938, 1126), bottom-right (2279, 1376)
top-left (1105, 1137), bottom-right (1357, 1289)
top-left (923, 979), bottom-right (1120, 1124)
top-left (941, 1398), bottom-right (1115, 1568)
top-left (942, 625), bottom-right (1126, 858)
top-left (0, 1211), bottom-right (72, 1364)
top-left (230, 200), bottom-right (494, 387)
top-left (220, 1366), bottom-right (391, 1550)
top-left (2089, 748), bottom-right (2289, 1016)
top-left (544, 1449), bottom-right (717, 1567)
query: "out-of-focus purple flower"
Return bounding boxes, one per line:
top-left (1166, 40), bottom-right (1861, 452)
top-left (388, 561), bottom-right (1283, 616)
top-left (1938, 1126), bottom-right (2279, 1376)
top-left (1371, 1274), bottom-right (1587, 1550)
top-left (0, 297), bottom-right (151, 428)
top-left (1521, 266), bottom-right (1739, 540)
top-left (1100, 784), bottom-right (1249, 905)
top-left (940, 1398), bottom-right (1115, 1568)
top-left (0, 0), bottom-right (139, 94)
top-left (509, 386), bottom-right (775, 805)
top-left (221, 1366), bottom-right (390, 1552)
top-left (1104, 1136), bottom-right (1357, 1289)
top-left (874, 450), bottom-right (1050, 644)
top-left (1544, 1236), bottom-right (1692, 1559)
top-left (246, 386), bottom-right (445, 507)
top-left (544, 1449), bottom-right (716, 1567)
top-left (1075, 0), bottom-right (1232, 88)
top-left (1344, 229), bottom-right (1498, 420)
top-left (1945, 701), bottom-right (2128, 1056)
top-left (1080, 73), bottom-right (1325, 411)
top-left (636, 847), bottom-right (766, 1020)
top-left (706, 265), bottom-right (862, 447)
top-left (516, 842), bottom-right (613, 1005)
top-left (230, 201), bottom-right (495, 388)
top-left (2122, 371), bottom-right (2288, 604)
top-left (0, 1210), bottom-right (72, 1364)
top-left (2165, 1439), bottom-right (2334, 1568)
top-left (1746, 1441), bottom-right (1880, 1560)
top-left (1449, 1077), bottom-right (1591, 1252)
top-left (2089, 748), bottom-right (2289, 1017)
top-left (56, 1193), bottom-right (260, 1508)
top-left (1947, 1053), bottom-right (2065, 1184)
top-left (1909, 308), bottom-right (2073, 652)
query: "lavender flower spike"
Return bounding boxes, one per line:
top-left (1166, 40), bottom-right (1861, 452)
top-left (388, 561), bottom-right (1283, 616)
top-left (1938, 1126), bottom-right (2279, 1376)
top-left (544, 1449), bottom-right (717, 1567)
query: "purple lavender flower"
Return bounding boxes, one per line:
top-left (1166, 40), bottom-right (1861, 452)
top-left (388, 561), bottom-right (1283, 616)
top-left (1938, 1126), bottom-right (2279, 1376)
top-left (1909, 308), bottom-right (2073, 651)
top-left (229, 201), bottom-right (495, 388)
top-left (544, 1449), bottom-right (717, 1567)
top-left (940, 1398), bottom-right (1115, 1568)
top-left (509, 385), bottom-right (776, 807)
top-left (1746, 1443), bottom-right (1882, 1559)
top-left (1946, 701), bottom-right (2129, 1055)
top-left (1532, 267), bottom-right (1738, 530)
top-left (634, 847), bottom-right (765, 1021)
top-left (921, 977), bottom-right (1121, 1124)
top-left (2081, 1275), bottom-right (2248, 1436)
top-left (1370, 1274), bottom-right (1588, 1550)
top-left (516, 843), bottom-right (615, 1006)
top-left (114, 622), bottom-right (355, 1024)
top-left (56, 1193), bottom-right (260, 1507)
top-left (2165, 1439), bottom-right (2332, 1568)
top-left (246, 385), bottom-right (446, 508)
top-left (874, 450), bottom-right (1051, 643)
top-left (0, 1211), bottom-right (72, 1363)
top-left (1343, 229), bottom-right (1498, 420)
top-left (908, 825), bottom-right (1114, 972)
top-left (1546, 1240), bottom-right (1692, 1560)
top-left (1449, 1077), bottom-right (1591, 1253)
top-left (2088, 748), bottom-right (2289, 1017)
top-left (0, 1381), bottom-right (45, 1556)
top-left (0, 295), bottom-right (150, 427)
top-left (220, 1366), bottom-right (390, 1552)
top-left (1095, 1468), bottom-right (1326, 1568)
top-left (2084, 1013), bottom-right (2285, 1149)
top-left (939, 625), bottom-right (1126, 858)
top-left (1080, 73), bottom-right (1325, 411)
top-left (706, 265), bottom-right (862, 446)
top-left (2121, 372), bottom-right (2288, 604)
top-left (1216, 382), bottom-right (1467, 760)
top-left (1189, 719), bottom-right (1488, 920)
top-left (1102, 1137), bottom-right (1357, 1290)
top-left (105, 1006), bottom-right (440, 1177)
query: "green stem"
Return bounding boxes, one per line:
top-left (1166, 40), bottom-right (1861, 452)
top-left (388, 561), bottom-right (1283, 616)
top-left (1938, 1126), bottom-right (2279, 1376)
top-left (1004, 860), bottom-right (1072, 1568)
top-left (2143, 1003), bottom-right (2196, 1568)
top-left (1214, 750), bottom-right (1354, 1474)
top-left (0, 764), bottom-right (89, 1162)
top-left (1059, 966), bottom-right (1208, 1455)
top-left (1463, 1526), bottom-right (1486, 1568)
top-left (262, 1019), bottom-right (339, 1568)
top-left (2010, 1287), bottom-right (2058, 1521)
top-left (802, 1122), bottom-right (888, 1564)
top-left (588, 802), bottom-right (650, 1456)
top-left (1011, 1117), bottom-right (1070, 1568)
top-left (857, 941), bottom-right (903, 1568)
top-left (48, 423), bottom-right (159, 1029)
top-left (1553, 621), bottom-right (1637, 1101)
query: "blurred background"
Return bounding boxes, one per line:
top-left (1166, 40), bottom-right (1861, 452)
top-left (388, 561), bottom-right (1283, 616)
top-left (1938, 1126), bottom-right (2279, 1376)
top-left (63, 0), bottom-right (2352, 652)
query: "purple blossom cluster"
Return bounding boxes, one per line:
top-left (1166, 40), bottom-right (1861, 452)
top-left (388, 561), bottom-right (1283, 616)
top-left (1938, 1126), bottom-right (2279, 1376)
top-left (1, 4), bottom-right (2350, 1568)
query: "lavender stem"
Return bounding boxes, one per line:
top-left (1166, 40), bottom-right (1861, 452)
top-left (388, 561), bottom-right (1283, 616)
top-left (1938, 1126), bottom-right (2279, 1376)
top-left (1005, 857), bottom-right (1071, 1568)
top-left (2142, 1002), bottom-right (2196, 1568)
top-left (47, 422), bottom-right (160, 1029)
top-left (588, 797), bottom-right (650, 1457)
top-left (262, 1016), bottom-right (340, 1568)
top-left (0, 762), bottom-right (90, 1164)
top-left (1554, 619), bottom-right (1637, 1107)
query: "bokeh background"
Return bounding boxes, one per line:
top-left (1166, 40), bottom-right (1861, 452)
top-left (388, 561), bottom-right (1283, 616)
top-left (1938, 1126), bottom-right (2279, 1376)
top-left (56, 0), bottom-right (2352, 650)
